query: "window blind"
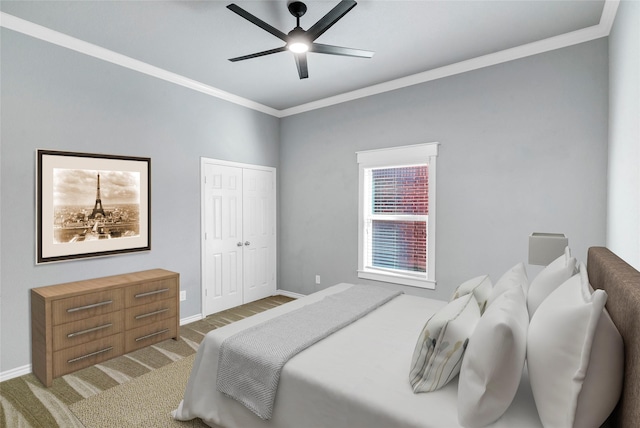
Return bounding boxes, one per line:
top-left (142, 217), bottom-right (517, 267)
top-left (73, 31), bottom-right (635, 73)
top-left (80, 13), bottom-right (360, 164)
top-left (366, 165), bottom-right (428, 274)
top-left (371, 220), bottom-right (427, 272)
top-left (371, 167), bottom-right (428, 215)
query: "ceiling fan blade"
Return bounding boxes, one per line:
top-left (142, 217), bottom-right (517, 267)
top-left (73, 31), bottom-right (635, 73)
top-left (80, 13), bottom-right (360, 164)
top-left (294, 53), bottom-right (309, 79)
top-left (306, 0), bottom-right (357, 41)
top-left (227, 4), bottom-right (288, 42)
top-left (229, 46), bottom-right (287, 62)
top-left (310, 43), bottom-right (374, 58)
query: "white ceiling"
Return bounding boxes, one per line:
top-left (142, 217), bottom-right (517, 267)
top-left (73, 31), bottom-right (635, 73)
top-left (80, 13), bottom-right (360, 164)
top-left (1, 1), bottom-right (616, 117)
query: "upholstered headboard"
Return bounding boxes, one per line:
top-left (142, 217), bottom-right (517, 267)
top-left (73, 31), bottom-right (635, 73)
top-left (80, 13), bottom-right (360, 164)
top-left (587, 247), bottom-right (640, 427)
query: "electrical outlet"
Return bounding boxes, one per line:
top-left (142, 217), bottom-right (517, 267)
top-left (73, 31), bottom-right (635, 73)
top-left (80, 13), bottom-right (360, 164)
top-left (180, 290), bottom-right (186, 301)
top-left (315, 275), bottom-right (321, 285)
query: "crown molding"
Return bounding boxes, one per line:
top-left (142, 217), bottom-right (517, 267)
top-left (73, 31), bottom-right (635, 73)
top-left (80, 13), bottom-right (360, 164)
top-left (280, 0), bottom-right (619, 117)
top-left (599, 0), bottom-right (621, 33)
top-left (0, 12), bottom-right (280, 117)
top-left (1, 1), bottom-right (619, 118)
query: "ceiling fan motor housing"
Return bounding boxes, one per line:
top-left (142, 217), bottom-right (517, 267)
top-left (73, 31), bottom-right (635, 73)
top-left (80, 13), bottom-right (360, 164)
top-left (288, 1), bottom-right (307, 18)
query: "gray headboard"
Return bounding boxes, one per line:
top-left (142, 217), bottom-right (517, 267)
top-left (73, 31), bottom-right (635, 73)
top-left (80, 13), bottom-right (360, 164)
top-left (587, 247), bottom-right (640, 427)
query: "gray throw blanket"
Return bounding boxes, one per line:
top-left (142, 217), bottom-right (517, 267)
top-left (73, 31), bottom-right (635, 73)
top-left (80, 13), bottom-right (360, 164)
top-left (216, 285), bottom-right (402, 419)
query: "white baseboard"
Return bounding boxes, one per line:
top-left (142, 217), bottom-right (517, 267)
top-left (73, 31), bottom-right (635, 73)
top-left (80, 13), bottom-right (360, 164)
top-left (0, 364), bottom-right (31, 383)
top-left (180, 313), bottom-right (203, 325)
top-left (276, 289), bottom-right (305, 299)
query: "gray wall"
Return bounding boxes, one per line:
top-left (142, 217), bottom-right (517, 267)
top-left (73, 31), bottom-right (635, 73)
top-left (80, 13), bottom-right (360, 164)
top-left (608, 0), bottom-right (640, 270)
top-left (0, 30), bottom-right (280, 373)
top-left (0, 24), bottom-right (613, 376)
top-left (279, 39), bottom-right (609, 301)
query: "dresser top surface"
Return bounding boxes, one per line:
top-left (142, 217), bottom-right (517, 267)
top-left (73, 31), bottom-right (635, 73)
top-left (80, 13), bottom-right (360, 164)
top-left (32, 269), bottom-right (179, 299)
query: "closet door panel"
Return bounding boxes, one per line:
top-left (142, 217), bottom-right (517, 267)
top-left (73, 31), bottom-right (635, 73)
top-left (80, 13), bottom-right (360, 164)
top-left (243, 168), bottom-right (276, 304)
top-left (203, 164), bottom-right (244, 315)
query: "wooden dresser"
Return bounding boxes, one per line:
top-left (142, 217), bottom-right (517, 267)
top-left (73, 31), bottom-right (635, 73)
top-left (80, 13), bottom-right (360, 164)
top-left (31, 269), bottom-right (179, 387)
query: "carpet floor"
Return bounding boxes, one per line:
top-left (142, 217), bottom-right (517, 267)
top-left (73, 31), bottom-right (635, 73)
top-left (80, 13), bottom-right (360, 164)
top-left (0, 295), bottom-right (294, 428)
top-left (69, 353), bottom-right (206, 428)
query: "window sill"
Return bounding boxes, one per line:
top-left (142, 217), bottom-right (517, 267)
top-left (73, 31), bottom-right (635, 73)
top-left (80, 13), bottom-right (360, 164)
top-left (357, 270), bottom-right (435, 290)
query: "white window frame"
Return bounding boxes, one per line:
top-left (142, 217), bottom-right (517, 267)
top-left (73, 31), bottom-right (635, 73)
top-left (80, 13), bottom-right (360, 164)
top-left (357, 143), bottom-right (438, 289)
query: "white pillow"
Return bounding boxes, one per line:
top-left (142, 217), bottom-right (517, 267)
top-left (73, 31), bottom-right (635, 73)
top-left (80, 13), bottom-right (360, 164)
top-left (409, 294), bottom-right (480, 392)
top-left (487, 262), bottom-right (528, 307)
top-left (573, 287), bottom-right (624, 427)
top-left (528, 264), bottom-right (623, 427)
top-left (527, 246), bottom-right (577, 318)
top-left (458, 286), bottom-right (528, 427)
top-left (450, 275), bottom-right (492, 314)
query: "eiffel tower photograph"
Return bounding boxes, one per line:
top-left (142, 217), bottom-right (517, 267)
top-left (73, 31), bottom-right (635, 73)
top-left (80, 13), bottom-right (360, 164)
top-left (50, 168), bottom-right (141, 244)
top-left (37, 150), bottom-right (151, 263)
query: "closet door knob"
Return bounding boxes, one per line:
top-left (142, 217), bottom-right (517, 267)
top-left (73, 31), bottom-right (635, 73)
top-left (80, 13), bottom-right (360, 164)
top-left (244, 241), bottom-right (251, 246)
top-left (237, 242), bottom-right (243, 247)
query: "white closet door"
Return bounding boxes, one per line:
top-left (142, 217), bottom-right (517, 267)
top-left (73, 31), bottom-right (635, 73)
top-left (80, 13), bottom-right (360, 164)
top-left (202, 159), bottom-right (276, 317)
top-left (203, 163), bottom-right (244, 315)
top-left (242, 168), bottom-right (276, 304)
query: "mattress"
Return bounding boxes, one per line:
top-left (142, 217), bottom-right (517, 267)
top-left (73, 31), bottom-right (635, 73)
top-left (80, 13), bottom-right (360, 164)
top-left (174, 283), bottom-right (542, 428)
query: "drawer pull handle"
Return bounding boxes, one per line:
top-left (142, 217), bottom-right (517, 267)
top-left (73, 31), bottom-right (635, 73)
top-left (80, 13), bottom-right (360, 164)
top-left (135, 328), bottom-right (170, 342)
top-left (67, 300), bottom-right (113, 313)
top-left (134, 288), bottom-right (169, 298)
top-left (135, 308), bottom-right (169, 320)
top-left (67, 346), bottom-right (113, 363)
top-left (67, 323), bottom-right (113, 338)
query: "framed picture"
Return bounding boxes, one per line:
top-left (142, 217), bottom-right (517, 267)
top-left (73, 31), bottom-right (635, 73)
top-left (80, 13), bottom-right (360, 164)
top-left (37, 150), bottom-right (151, 264)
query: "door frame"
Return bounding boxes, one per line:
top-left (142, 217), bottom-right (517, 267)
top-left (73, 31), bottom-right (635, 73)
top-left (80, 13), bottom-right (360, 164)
top-left (200, 157), bottom-right (277, 317)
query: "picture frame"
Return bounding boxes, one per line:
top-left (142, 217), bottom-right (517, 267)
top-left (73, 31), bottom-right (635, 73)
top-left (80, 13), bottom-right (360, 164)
top-left (36, 150), bottom-right (151, 264)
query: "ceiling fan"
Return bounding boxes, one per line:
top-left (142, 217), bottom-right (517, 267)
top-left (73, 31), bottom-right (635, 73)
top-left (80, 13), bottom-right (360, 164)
top-left (227, 0), bottom-right (374, 79)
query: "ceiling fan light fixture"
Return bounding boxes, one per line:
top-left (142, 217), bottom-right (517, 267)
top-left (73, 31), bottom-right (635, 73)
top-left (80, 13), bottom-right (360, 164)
top-left (287, 27), bottom-right (310, 53)
top-left (288, 41), bottom-right (309, 53)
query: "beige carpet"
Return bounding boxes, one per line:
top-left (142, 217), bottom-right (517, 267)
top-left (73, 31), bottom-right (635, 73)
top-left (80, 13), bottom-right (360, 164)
top-left (69, 353), bottom-right (208, 428)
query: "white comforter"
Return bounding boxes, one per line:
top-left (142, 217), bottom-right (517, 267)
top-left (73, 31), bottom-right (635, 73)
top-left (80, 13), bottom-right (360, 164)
top-left (173, 283), bottom-right (542, 428)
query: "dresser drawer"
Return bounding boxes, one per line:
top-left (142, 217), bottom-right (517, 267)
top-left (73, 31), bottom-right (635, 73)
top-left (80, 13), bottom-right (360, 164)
top-left (125, 318), bottom-right (177, 353)
top-left (125, 298), bottom-right (177, 330)
top-left (53, 333), bottom-right (124, 378)
top-left (52, 289), bottom-right (123, 325)
top-left (52, 311), bottom-right (123, 352)
top-left (125, 279), bottom-right (177, 308)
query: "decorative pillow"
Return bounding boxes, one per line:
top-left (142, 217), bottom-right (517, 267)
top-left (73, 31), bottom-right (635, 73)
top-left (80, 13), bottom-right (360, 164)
top-left (527, 246), bottom-right (577, 318)
top-left (528, 264), bottom-right (623, 427)
top-left (573, 285), bottom-right (624, 427)
top-left (450, 275), bottom-right (492, 314)
top-left (487, 262), bottom-right (528, 307)
top-left (457, 286), bottom-right (528, 427)
top-left (409, 294), bottom-right (480, 393)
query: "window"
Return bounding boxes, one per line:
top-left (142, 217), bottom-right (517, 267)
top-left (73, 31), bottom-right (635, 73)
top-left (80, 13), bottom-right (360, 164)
top-left (357, 143), bottom-right (438, 289)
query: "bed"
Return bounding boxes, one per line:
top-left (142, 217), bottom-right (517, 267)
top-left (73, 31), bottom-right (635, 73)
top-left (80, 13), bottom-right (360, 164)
top-left (173, 247), bottom-right (639, 428)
